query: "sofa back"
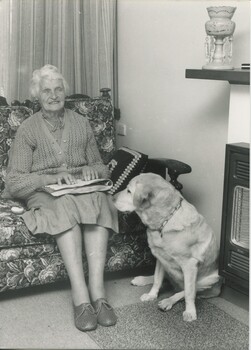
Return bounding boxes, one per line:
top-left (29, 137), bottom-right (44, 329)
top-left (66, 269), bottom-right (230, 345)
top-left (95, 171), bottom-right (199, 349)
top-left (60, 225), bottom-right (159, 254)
top-left (0, 93), bottom-right (116, 193)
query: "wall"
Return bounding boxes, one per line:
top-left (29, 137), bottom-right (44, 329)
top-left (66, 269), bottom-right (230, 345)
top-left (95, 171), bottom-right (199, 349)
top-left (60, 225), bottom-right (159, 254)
top-left (228, 85), bottom-right (250, 143)
top-left (117, 0), bottom-right (250, 246)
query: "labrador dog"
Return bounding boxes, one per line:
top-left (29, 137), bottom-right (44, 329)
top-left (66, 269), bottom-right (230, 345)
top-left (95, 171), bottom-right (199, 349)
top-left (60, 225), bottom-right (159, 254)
top-left (113, 173), bottom-right (222, 322)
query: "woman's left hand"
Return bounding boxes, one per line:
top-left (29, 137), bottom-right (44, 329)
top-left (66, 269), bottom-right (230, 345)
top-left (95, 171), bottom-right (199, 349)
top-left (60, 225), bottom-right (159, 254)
top-left (82, 166), bottom-right (99, 181)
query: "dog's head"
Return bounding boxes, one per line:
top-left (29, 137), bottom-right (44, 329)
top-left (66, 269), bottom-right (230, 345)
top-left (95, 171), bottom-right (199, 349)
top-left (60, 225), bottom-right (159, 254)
top-left (113, 173), bottom-right (181, 223)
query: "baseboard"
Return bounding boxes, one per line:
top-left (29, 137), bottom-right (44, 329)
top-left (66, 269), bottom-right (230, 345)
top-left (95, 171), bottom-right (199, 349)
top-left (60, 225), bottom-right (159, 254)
top-left (220, 285), bottom-right (249, 311)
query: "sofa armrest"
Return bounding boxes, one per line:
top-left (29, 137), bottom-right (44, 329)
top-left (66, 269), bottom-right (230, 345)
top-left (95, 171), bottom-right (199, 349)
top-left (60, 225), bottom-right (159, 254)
top-left (145, 158), bottom-right (192, 192)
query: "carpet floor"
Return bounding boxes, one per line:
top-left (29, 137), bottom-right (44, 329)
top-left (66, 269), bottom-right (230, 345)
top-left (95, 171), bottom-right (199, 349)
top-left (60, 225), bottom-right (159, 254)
top-left (89, 299), bottom-right (249, 350)
top-left (0, 275), bottom-right (249, 349)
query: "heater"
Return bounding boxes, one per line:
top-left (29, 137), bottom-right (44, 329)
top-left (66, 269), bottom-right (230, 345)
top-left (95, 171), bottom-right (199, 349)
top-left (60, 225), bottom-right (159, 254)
top-left (219, 143), bottom-right (249, 295)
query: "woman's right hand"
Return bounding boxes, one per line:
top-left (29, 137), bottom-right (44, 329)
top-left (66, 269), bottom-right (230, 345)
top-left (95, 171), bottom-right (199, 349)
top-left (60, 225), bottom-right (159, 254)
top-left (45, 172), bottom-right (77, 186)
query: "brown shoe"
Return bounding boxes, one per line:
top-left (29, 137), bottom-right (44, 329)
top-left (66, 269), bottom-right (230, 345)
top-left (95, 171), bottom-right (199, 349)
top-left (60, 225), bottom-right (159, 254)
top-left (74, 303), bottom-right (97, 332)
top-left (93, 298), bottom-right (117, 327)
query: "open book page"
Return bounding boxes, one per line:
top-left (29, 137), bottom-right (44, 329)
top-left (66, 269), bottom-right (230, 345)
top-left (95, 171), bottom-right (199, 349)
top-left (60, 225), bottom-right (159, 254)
top-left (44, 178), bottom-right (113, 197)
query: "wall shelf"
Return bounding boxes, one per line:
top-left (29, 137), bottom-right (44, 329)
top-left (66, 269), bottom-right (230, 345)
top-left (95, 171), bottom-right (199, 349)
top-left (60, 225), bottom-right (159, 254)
top-left (185, 68), bottom-right (250, 85)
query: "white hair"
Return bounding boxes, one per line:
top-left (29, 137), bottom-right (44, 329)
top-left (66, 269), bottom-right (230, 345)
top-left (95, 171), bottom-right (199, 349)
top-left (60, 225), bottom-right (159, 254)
top-left (29, 64), bottom-right (69, 99)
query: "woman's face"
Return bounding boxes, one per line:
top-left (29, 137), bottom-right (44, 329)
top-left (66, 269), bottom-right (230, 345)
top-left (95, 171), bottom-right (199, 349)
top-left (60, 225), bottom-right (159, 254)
top-left (39, 78), bottom-right (66, 114)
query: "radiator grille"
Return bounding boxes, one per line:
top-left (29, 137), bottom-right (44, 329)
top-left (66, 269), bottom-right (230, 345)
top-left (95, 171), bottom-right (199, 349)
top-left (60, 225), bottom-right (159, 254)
top-left (231, 186), bottom-right (249, 249)
top-left (229, 251), bottom-right (249, 274)
top-left (236, 160), bottom-right (249, 181)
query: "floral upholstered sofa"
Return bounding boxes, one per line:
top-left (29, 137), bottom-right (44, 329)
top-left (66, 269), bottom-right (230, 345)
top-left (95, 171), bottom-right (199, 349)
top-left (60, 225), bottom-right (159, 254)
top-left (0, 89), bottom-right (191, 293)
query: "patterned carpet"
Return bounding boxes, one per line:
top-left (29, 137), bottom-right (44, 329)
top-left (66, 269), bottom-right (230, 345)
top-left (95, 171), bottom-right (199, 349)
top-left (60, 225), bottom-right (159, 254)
top-left (89, 299), bottom-right (249, 350)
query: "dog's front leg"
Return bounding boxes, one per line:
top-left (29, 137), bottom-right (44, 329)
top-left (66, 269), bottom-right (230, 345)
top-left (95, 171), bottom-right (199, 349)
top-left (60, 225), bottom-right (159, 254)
top-left (140, 260), bottom-right (165, 301)
top-left (182, 258), bottom-right (199, 322)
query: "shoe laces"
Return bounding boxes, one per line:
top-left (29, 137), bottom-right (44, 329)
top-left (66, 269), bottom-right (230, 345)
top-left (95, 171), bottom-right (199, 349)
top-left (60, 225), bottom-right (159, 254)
top-left (95, 298), bottom-right (113, 313)
top-left (75, 303), bottom-right (96, 319)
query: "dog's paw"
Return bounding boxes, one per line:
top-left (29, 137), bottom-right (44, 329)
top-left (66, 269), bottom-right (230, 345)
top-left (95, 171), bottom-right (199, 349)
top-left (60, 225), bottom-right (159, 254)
top-left (158, 298), bottom-right (173, 311)
top-left (140, 293), bottom-right (157, 302)
top-left (131, 276), bottom-right (145, 286)
top-left (183, 309), bottom-right (197, 322)
top-left (131, 276), bottom-right (153, 286)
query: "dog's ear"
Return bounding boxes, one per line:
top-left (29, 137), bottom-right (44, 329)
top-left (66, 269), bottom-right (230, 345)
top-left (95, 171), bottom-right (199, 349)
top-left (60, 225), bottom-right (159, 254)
top-left (133, 183), bottom-right (153, 210)
top-left (151, 182), bottom-right (180, 208)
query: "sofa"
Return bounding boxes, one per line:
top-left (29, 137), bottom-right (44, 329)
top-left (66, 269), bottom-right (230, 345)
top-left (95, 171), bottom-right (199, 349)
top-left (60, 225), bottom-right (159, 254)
top-left (0, 89), bottom-right (191, 293)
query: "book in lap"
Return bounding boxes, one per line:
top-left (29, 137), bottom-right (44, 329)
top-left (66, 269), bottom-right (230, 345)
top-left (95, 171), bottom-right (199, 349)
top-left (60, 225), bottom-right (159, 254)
top-left (44, 178), bottom-right (113, 197)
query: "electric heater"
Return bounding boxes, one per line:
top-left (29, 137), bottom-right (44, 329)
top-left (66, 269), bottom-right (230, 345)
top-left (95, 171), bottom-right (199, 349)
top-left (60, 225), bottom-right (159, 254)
top-left (219, 143), bottom-right (249, 295)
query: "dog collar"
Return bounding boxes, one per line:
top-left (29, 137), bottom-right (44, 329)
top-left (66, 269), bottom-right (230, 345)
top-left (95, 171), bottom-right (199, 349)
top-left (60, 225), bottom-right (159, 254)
top-left (158, 197), bottom-right (183, 236)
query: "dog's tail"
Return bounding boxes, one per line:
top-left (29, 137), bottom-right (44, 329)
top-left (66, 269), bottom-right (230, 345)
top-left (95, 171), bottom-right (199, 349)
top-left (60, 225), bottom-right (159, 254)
top-left (196, 271), bottom-right (221, 292)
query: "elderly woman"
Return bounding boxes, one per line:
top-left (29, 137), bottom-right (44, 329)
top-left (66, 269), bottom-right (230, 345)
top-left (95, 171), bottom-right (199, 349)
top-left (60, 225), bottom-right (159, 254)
top-left (6, 64), bottom-right (118, 332)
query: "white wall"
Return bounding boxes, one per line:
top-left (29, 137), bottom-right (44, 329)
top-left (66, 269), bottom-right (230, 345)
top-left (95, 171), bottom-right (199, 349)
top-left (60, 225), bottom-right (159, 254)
top-left (228, 85), bottom-right (250, 143)
top-left (117, 0), bottom-right (250, 246)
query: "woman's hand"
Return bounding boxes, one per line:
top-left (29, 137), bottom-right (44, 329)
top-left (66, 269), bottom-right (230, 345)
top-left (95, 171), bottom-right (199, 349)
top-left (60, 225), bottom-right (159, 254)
top-left (46, 172), bottom-right (77, 186)
top-left (82, 166), bottom-right (99, 181)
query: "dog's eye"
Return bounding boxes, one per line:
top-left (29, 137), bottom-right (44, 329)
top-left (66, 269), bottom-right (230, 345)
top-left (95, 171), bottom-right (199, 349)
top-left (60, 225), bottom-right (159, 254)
top-left (127, 188), bottom-right (131, 194)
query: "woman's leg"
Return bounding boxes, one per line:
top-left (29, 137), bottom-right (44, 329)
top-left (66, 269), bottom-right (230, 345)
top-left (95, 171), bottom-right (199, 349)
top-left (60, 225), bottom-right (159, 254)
top-left (83, 224), bottom-right (109, 301)
top-left (55, 225), bottom-right (90, 306)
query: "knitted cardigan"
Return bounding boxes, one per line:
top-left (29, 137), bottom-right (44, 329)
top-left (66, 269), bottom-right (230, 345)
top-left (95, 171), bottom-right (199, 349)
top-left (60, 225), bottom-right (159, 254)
top-left (6, 109), bottom-right (110, 200)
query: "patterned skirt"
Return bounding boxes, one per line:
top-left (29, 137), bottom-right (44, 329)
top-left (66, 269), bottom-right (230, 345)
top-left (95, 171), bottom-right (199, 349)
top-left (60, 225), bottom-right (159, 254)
top-left (22, 191), bottom-right (119, 236)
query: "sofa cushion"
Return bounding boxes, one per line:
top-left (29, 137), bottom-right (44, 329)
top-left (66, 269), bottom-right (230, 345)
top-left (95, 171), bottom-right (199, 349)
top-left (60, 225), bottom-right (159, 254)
top-left (0, 106), bottom-right (33, 193)
top-left (0, 198), bottom-right (55, 249)
top-left (108, 147), bottom-right (148, 195)
top-left (64, 97), bottom-right (116, 164)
